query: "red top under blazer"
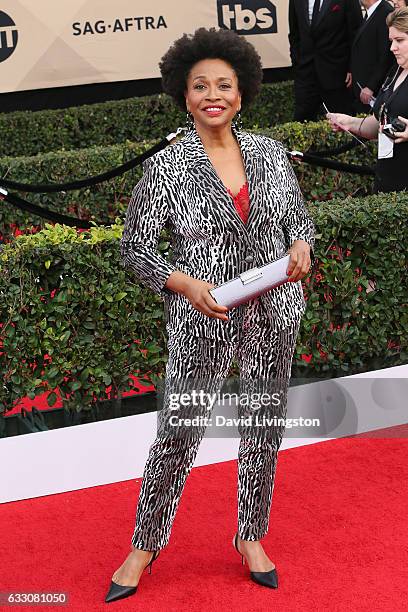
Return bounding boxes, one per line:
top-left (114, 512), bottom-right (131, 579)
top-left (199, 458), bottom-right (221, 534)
top-left (227, 181), bottom-right (250, 224)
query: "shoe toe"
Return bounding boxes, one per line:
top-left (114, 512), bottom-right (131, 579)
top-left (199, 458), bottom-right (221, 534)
top-left (250, 568), bottom-right (278, 589)
top-left (105, 580), bottom-right (137, 603)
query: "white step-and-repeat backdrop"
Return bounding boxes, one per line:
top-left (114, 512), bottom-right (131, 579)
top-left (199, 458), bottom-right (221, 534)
top-left (0, 1), bottom-right (290, 94)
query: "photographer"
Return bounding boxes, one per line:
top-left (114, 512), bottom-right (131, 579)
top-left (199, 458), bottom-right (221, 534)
top-left (327, 8), bottom-right (408, 193)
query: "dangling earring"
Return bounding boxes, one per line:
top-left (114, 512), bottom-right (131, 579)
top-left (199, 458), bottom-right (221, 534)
top-left (185, 111), bottom-right (194, 131)
top-left (232, 111), bottom-right (243, 131)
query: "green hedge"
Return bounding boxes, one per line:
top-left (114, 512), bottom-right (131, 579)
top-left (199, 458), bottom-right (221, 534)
top-left (0, 221), bottom-right (169, 414)
top-left (1, 194), bottom-right (407, 415)
top-left (0, 121), bottom-right (375, 241)
top-left (0, 82), bottom-right (294, 159)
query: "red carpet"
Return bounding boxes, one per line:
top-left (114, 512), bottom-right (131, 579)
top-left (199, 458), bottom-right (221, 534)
top-left (1, 436), bottom-right (407, 611)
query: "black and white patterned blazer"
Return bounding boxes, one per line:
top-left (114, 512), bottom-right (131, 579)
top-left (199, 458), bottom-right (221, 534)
top-left (120, 127), bottom-right (315, 341)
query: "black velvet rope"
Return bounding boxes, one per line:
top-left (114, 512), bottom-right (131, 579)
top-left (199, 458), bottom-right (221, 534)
top-left (307, 139), bottom-right (363, 157)
top-left (286, 151), bottom-right (375, 176)
top-left (0, 138), bottom-right (168, 193)
top-left (1, 152), bottom-right (375, 230)
top-left (0, 135), bottom-right (376, 231)
top-left (1, 191), bottom-right (95, 228)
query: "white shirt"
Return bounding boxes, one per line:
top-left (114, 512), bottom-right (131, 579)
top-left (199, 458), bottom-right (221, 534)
top-left (308, 0), bottom-right (321, 22)
top-left (366, 0), bottom-right (382, 19)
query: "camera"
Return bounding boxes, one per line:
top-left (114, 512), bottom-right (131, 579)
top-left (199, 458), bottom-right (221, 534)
top-left (382, 118), bottom-right (406, 140)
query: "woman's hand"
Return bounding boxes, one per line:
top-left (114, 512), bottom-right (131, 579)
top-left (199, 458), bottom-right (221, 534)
top-left (182, 278), bottom-right (229, 321)
top-left (326, 112), bottom-right (355, 133)
top-left (394, 116), bottom-right (408, 144)
top-left (360, 87), bottom-right (374, 106)
top-left (286, 240), bottom-right (312, 282)
top-left (166, 272), bottom-right (228, 320)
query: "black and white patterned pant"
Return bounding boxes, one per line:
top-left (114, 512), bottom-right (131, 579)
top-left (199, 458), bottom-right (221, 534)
top-left (131, 300), bottom-right (301, 550)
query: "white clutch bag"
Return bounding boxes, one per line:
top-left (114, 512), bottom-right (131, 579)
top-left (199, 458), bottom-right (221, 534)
top-left (209, 254), bottom-right (291, 309)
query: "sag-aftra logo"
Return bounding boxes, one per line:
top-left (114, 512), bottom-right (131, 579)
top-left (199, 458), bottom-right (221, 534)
top-left (0, 12), bottom-right (18, 62)
top-left (217, 1), bottom-right (277, 35)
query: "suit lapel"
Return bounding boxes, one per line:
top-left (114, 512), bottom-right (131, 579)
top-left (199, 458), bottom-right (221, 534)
top-left (313, 0), bottom-right (333, 28)
top-left (182, 127), bottom-right (262, 237)
top-left (352, 17), bottom-right (369, 47)
top-left (353, 1), bottom-right (382, 46)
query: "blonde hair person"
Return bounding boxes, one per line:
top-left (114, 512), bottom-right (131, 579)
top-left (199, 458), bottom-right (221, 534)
top-left (392, 1), bottom-right (407, 9)
top-left (327, 8), bottom-right (408, 192)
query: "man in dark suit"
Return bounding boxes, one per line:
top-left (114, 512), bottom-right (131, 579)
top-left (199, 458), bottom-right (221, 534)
top-left (288, 0), bottom-right (363, 121)
top-left (351, 0), bottom-right (394, 113)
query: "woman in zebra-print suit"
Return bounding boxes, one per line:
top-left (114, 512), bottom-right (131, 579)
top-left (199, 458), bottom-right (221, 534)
top-left (105, 27), bottom-right (315, 603)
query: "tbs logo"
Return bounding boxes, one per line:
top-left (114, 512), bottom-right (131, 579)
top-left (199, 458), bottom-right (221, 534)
top-left (0, 11), bottom-right (18, 62)
top-left (217, 1), bottom-right (277, 35)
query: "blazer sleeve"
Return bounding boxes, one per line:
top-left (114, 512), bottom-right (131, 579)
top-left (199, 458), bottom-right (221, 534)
top-left (120, 155), bottom-right (177, 297)
top-left (275, 142), bottom-right (316, 263)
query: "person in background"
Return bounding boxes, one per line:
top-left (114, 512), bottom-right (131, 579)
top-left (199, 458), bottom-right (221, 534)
top-left (327, 8), bottom-right (408, 193)
top-left (288, 0), bottom-right (363, 121)
top-left (351, 0), bottom-right (395, 113)
top-left (392, 0), bottom-right (407, 8)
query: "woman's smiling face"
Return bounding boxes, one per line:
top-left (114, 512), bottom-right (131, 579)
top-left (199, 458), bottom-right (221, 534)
top-left (184, 58), bottom-right (242, 131)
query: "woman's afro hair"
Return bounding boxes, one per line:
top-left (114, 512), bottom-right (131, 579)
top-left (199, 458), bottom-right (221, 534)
top-left (159, 27), bottom-right (263, 111)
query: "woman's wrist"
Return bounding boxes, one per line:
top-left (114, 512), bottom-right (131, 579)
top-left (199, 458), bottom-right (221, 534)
top-left (164, 270), bottom-right (191, 296)
top-left (357, 116), bottom-right (367, 138)
top-left (350, 117), bottom-right (362, 134)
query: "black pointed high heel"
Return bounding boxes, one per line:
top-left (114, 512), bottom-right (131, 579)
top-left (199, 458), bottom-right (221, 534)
top-left (232, 533), bottom-right (278, 589)
top-left (105, 549), bottom-right (160, 603)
